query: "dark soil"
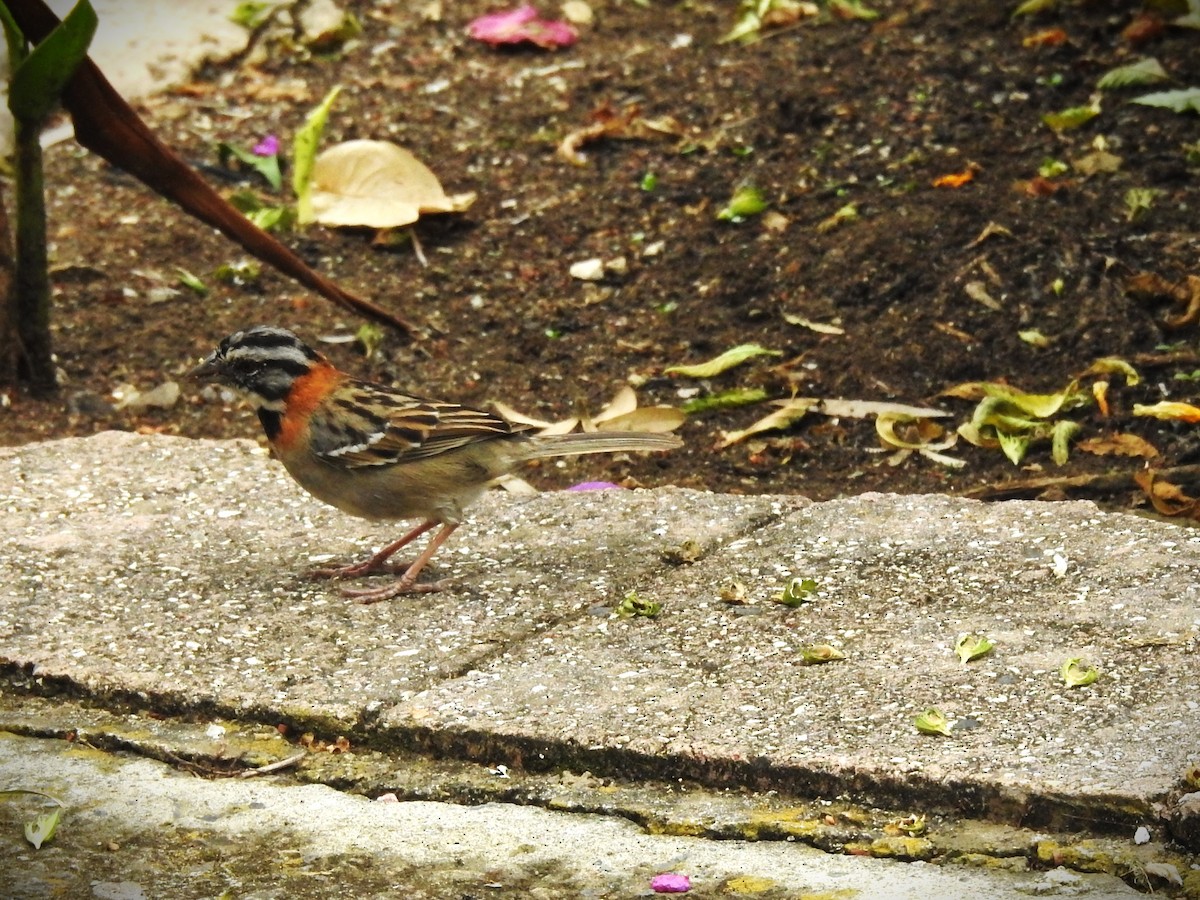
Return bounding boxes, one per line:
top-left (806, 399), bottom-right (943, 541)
top-left (3, 0), bottom-right (1199, 509)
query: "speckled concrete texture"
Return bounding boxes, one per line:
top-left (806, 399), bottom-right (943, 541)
top-left (1, 432), bottom-right (1197, 897)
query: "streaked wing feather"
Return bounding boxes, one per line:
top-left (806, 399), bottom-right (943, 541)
top-left (310, 381), bottom-right (521, 468)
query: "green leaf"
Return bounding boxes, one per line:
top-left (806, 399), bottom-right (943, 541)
top-left (829, 0), bottom-right (879, 20)
top-left (1051, 419), bottom-right (1081, 465)
top-left (665, 343), bottom-right (782, 378)
top-left (681, 387), bottom-right (769, 415)
top-left (955, 633), bottom-right (995, 664)
top-left (799, 644), bottom-right (845, 664)
top-left (1042, 105), bottom-right (1099, 132)
top-left (816, 202), bottom-right (858, 233)
top-left (230, 1), bottom-right (277, 28)
top-left (1097, 57), bottom-right (1169, 90)
top-left (1012, 0), bottom-right (1058, 16)
top-left (977, 382), bottom-right (1081, 419)
top-left (614, 591), bottom-right (662, 618)
top-left (176, 268), bottom-right (208, 295)
top-left (1038, 158), bottom-right (1069, 178)
top-left (1060, 657), bottom-right (1099, 688)
top-left (1083, 357), bottom-right (1140, 386)
top-left (293, 86), bottom-right (342, 224)
top-left (996, 429), bottom-right (1030, 465)
top-left (774, 577), bottom-right (817, 607)
top-left (1124, 187), bottom-right (1162, 221)
top-left (0, 4), bottom-right (28, 70)
top-left (8, 0), bottom-right (97, 123)
top-left (356, 323), bottom-right (385, 359)
top-left (1132, 87), bottom-right (1200, 114)
top-left (227, 190), bottom-right (293, 232)
top-left (717, 184), bottom-right (768, 222)
top-left (24, 807), bottom-right (61, 849)
top-left (914, 707), bottom-right (953, 736)
top-left (218, 142), bottom-right (282, 190)
top-left (1018, 329), bottom-right (1052, 347)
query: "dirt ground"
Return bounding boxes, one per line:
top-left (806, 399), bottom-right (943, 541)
top-left (2, 0), bottom-right (1199, 510)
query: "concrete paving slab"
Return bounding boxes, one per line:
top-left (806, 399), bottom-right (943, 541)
top-left (1, 432), bottom-right (1198, 897)
top-left (387, 494), bottom-right (1200, 838)
top-left (0, 432), bottom-right (788, 720)
top-left (0, 730), bottom-right (1145, 899)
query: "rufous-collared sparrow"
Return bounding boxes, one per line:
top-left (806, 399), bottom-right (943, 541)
top-left (191, 326), bottom-right (682, 603)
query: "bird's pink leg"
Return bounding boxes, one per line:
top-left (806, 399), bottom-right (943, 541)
top-left (344, 523), bottom-right (460, 604)
top-left (308, 520), bottom-right (439, 580)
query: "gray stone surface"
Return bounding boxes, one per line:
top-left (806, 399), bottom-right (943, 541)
top-left (1, 432), bottom-right (1198, 897)
top-left (0, 731), bottom-right (1142, 899)
top-left (391, 493), bottom-right (1200, 820)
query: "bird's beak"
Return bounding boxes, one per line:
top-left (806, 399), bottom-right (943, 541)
top-left (189, 353), bottom-right (222, 381)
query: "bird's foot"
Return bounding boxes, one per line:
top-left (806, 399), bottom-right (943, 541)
top-left (306, 558), bottom-right (412, 580)
top-left (343, 577), bottom-right (451, 604)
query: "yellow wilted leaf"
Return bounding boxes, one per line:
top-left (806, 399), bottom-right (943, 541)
top-left (665, 343), bottom-right (782, 378)
top-left (718, 398), bottom-right (815, 447)
top-left (595, 406), bottom-right (686, 433)
top-left (1133, 401), bottom-right (1200, 423)
top-left (977, 382), bottom-right (1081, 418)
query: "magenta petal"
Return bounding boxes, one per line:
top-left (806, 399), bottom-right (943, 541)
top-left (468, 4), bottom-right (578, 48)
top-left (567, 481), bottom-right (622, 492)
top-left (252, 134), bottom-right (280, 156)
top-left (651, 873), bottom-right (691, 893)
top-left (468, 4), bottom-right (539, 42)
top-left (525, 19), bottom-right (578, 49)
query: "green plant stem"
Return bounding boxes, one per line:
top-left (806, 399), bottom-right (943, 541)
top-left (12, 113), bottom-right (55, 395)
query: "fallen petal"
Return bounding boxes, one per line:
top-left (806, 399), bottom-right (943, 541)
top-left (468, 4), bottom-right (578, 49)
top-left (650, 873), bottom-right (691, 893)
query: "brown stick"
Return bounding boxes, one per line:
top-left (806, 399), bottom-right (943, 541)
top-left (5, 0), bottom-right (419, 336)
top-left (962, 464), bottom-right (1200, 502)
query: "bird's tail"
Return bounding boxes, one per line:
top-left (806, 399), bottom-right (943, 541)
top-left (518, 431), bottom-right (682, 461)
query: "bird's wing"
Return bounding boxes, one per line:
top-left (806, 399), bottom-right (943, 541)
top-left (308, 379), bottom-right (523, 468)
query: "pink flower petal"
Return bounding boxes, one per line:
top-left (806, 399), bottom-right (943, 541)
top-left (468, 4), bottom-right (577, 49)
top-left (650, 873), bottom-right (691, 893)
top-left (567, 481), bottom-right (622, 491)
top-left (252, 134), bottom-right (280, 156)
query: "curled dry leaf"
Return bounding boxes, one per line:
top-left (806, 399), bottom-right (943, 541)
top-left (309, 139), bottom-right (476, 228)
top-left (721, 397), bottom-right (949, 449)
top-left (783, 311), bottom-right (845, 334)
top-left (1075, 433), bottom-right (1158, 459)
top-left (493, 386), bottom-right (683, 436)
top-left (558, 103), bottom-right (684, 166)
top-left (1134, 469), bottom-right (1200, 519)
top-left (877, 413), bottom-right (964, 468)
top-left (1125, 272), bottom-right (1200, 329)
top-left (719, 398), bottom-right (814, 448)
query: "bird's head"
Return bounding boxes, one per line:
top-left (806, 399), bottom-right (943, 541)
top-left (191, 326), bottom-right (323, 411)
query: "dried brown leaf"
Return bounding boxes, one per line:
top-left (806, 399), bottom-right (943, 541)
top-left (1075, 433), bottom-right (1159, 459)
